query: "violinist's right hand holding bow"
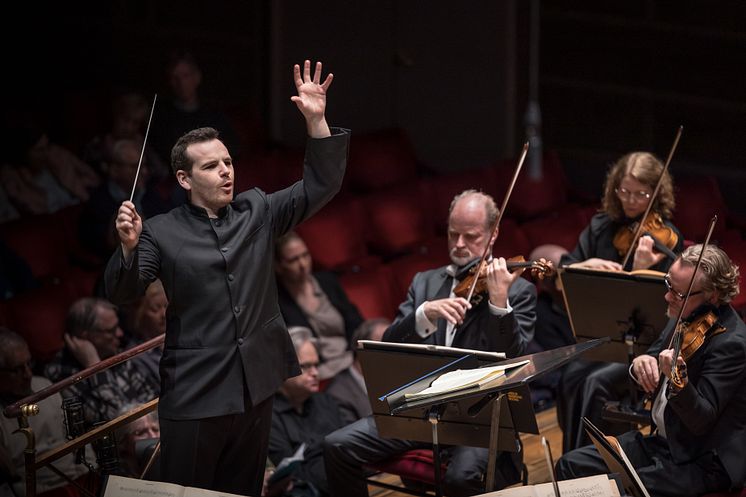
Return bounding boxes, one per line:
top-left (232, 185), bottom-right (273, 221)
top-left (423, 298), bottom-right (472, 326)
top-left (116, 200), bottom-right (142, 260)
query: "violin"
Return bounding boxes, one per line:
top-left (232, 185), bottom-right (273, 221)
top-left (612, 212), bottom-right (679, 261)
top-left (667, 216), bottom-right (719, 389)
top-left (671, 310), bottom-right (725, 361)
top-left (453, 256), bottom-right (554, 301)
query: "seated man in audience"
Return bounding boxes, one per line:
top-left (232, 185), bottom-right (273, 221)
top-left (269, 327), bottom-right (353, 497)
top-left (126, 279), bottom-right (168, 390)
top-left (324, 318), bottom-right (389, 421)
top-left (557, 244), bottom-right (746, 496)
top-left (1, 328), bottom-right (93, 497)
top-left (324, 189), bottom-right (537, 497)
top-left (44, 298), bottom-right (159, 425)
top-left (79, 138), bottom-right (170, 259)
top-left (116, 404), bottom-right (160, 479)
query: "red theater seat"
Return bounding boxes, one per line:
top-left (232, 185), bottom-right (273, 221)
top-left (673, 176), bottom-right (729, 242)
top-left (7, 284), bottom-right (75, 364)
top-left (420, 166), bottom-right (501, 235)
top-left (295, 196), bottom-right (377, 272)
top-left (0, 214), bottom-right (70, 282)
top-left (363, 187), bottom-right (434, 258)
top-left (386, 251), bottom-right (451, 298)
top-left (338, 266), bottom-right (399, 320)
top-left (520, 204), bottom-right (589, 253)
top-left (365, 449), bottom-right (445, 493)
top-left (493, 150), bottom-right (569, 221)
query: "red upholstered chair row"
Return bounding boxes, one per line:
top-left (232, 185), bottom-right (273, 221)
top-left (365, 449), bottom-right (445, 494)
top-left (4, 283), bottom-right (77, 364)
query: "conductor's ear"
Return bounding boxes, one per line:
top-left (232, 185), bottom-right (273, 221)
top-left (176, 170), bottom-right (191, 191)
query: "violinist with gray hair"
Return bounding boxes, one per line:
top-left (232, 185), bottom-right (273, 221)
top-left (557, 244), bottom-right (746, 496)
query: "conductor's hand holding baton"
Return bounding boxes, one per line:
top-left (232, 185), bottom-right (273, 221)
top-left (116, 200), bottom-right (142, 260)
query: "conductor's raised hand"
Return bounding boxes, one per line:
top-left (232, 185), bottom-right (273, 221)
top-left (424, 297), bottom-right (472, 326)
top-left (291, 60), bottom-right (332, 138)
top-left (116, 201), bottom-right (142, 256)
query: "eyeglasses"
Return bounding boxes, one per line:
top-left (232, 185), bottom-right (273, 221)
top-left (664, 274), bottom-right (703, 301)
top-left (0, 359), bottom-right (32, 376)
top-left (615, 187), bottom-right (651, 203)
top-left (299, 362), bottom-right (320, 373)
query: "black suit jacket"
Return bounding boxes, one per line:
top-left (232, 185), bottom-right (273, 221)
top-left (383, 265), bottom-right (537, 359)
top-left (658, 305), bottom-right (746, 488)
top-left (104, 129), bottom-right (350, 420)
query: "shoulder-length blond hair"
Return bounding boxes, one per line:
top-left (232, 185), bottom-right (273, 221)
top-left (601, 152), bottom-right (675, 222)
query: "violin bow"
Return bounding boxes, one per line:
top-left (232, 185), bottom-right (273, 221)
top-left (667, 215), bottom-right (718, 386)
top-left (464, 142), bottom-right (529, 303)
top-left (620, 125), bottom-right (683, 269)
top-left (129, 93), bottom-right (158, 202)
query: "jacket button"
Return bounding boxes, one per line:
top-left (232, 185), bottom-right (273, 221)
top-left (221, 247), bottom-right (228, 253)
top-left (227, 274), bottom-right (234, 281)
top-left (234, 306), bottom-right (240, 313)
top-left (238, 338), bottom-right (244, 345)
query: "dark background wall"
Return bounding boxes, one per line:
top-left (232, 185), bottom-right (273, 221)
top-left (5, 0), bottom-right (745, 214)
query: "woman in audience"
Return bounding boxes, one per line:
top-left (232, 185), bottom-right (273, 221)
top-left (275, 231), bottom-right (363, 381)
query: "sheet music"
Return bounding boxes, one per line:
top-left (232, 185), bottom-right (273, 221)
top-left (475, 475), bottom-right (620, 497)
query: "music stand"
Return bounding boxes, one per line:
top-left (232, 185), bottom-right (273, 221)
top-left (559, 266), bottom-right (668, 423)
top-left (358, 339), bottom-right (607, 495)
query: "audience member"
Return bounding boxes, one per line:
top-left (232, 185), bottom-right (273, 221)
top-left (83, 92), bottom-right (167, 179)
top-left (149, 51), bottom-right (239, 166)
top-left (0, 184), bottom-right (20, 224)
top-left (324, 318), bottom-right (389, 421)
top-left (116, 404), bottom-right (160, 479)
top-left (1, 328), bottom-right (93, 497)
top-left (269, 327), bottom-right (352, 497)
top-left (79, 138), bottom-right (171, 259)
top-left (1, 124), bottom-right (99, 216)
top-left (127, 280), bottom-right (168, 390)
top-left (275, 231), bottom-right (364, 381)
top-left (43, 298), bottom-right (159, 425)
top-left (0, 239), bottom-right (38, 300)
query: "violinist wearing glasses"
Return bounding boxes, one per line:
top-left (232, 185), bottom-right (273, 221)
top-left (557, 151), bottom-right (685, 453)
top-left (561, 151), bottom-right (683, 272)
top-left (557, 244), bottom-right (746, 497)
top-left (324, 189), bottom-right (538, 497)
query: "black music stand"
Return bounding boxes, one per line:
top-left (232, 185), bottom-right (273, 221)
top-left (559, 266), bottom-right (668, 423)
top-left (357, 339), bottom-right (607, 496)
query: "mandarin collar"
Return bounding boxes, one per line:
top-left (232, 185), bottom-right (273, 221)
top-left (184, 201), bottom-right (231, 219)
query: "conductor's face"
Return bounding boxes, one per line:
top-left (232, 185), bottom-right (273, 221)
top-left (179, 139), bottom-right (234, 216)
top-left (447, 197), bottom-right (490, 267)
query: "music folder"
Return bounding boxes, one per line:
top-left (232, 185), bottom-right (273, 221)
top-left (559, 266), bottom-right (668, 363)
top-left (583, 417), bottom-right (651, 497)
